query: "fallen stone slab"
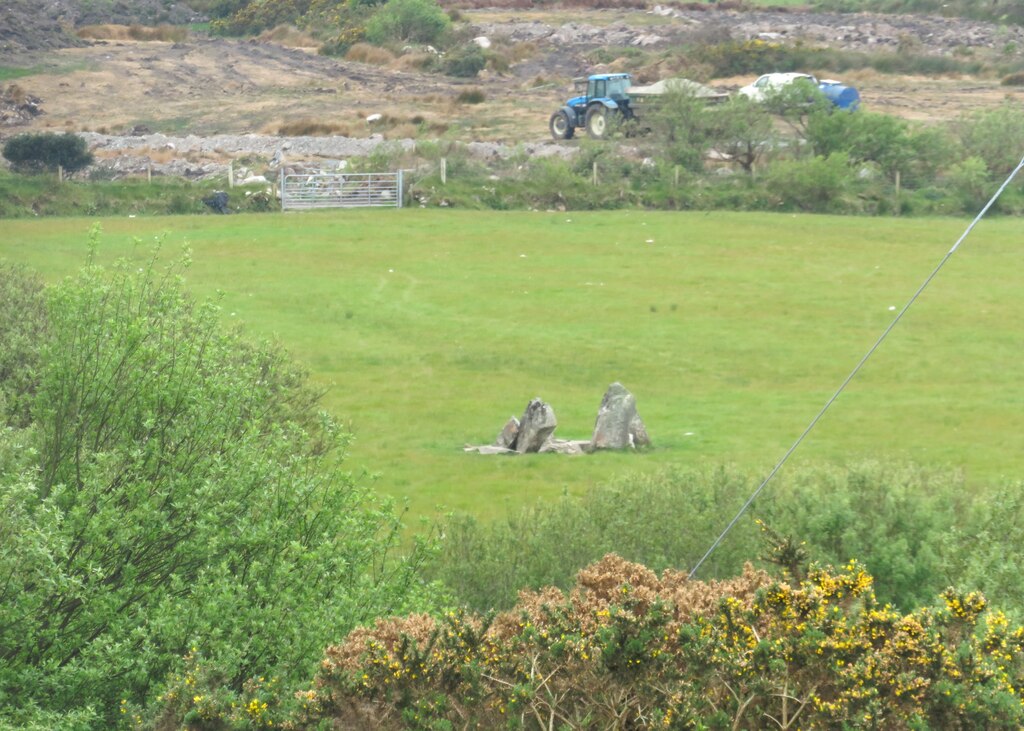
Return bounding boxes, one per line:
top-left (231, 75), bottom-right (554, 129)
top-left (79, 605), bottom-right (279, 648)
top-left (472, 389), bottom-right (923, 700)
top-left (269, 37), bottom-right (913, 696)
top-left (464, 445), bottom-right (516, 455)
top-left (539, 439), bottom-right (590, 456)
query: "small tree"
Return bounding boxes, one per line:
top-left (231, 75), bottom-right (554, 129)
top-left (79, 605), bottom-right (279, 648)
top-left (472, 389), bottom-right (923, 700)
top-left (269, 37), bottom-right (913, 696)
top-left (649, 89), bottom-right (718, 172)
top-left (2, 132), bottom-right (93, 174)
top-left (706, 96), bottom-right (774, 174)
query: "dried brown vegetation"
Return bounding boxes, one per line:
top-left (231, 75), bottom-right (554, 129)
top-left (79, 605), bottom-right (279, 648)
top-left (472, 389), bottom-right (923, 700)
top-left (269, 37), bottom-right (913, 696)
top-left (257, 24), bottom-right (320, 49)
top-left (75, 24), bottom-right (188, 43)
top-left (345, 43), bottom-right (397, 67)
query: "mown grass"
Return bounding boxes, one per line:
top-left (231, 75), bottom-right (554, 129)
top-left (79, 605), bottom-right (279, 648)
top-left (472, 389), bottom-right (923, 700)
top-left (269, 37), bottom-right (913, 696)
top-left (2, 209), bottom-right (1022, 524)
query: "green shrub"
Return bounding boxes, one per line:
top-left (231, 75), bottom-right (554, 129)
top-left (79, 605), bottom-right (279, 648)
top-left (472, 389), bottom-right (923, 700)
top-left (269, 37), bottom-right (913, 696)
top-left (803, 108), bottom-right (957, 183)
top-left (763, 152), bottom-right (856, 212)
top-left (364, 0), bottom-right (450, 45)
top-left (0, 264), bottom-right (46, 428)
top-left (0, 236), bottom-right (438, 726)
top-left (956, 101), bottom-right (1024, 177)
top-left (2, 132), bottom-right (93, 174)
top-left (455, 87), bottom-right (485, 104)
top-left (442, 45), bottom-right (486, 78)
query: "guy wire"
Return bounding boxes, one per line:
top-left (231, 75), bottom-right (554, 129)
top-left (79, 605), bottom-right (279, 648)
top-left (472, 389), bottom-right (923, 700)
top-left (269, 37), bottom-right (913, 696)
top-left (688, 153), bottom-right (1024, 580)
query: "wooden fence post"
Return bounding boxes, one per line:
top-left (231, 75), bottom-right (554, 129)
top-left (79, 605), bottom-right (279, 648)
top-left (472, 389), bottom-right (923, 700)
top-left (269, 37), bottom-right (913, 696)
top-left (440, 157), bottom-right (447, 185)
top-left (894, 170), bottom-right (901, 215)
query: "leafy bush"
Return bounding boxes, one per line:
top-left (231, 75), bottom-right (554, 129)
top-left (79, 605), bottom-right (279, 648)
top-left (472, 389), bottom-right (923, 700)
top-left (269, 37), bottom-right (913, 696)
top-left (0, 238), bottom-right (439, 726)
top-left (442, 45), bottom-right (486, 77)
top-left (427, 462), bottom-right (989, 615)
top-left (955, 101), bottom-right (1024, 177)
top-left (0, 264), bottom-right (46, 427)
top-left (2, 132), bottom-right (94, 174)
top-left (763, 152), bottom-right (856, 212)
top-left (364, 0), bottom-right (451, 45)
top-left (455, 87), bottom-right (485, 104)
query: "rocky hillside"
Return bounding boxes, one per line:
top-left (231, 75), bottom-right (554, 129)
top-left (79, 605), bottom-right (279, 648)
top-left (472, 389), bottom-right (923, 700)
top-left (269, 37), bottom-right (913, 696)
top-left (0, 0), bottom-right (200, 52)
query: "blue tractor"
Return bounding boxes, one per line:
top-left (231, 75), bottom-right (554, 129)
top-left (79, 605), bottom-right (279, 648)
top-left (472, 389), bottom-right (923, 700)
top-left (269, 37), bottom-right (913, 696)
top-left (549, 73), bottom-right (635, 140)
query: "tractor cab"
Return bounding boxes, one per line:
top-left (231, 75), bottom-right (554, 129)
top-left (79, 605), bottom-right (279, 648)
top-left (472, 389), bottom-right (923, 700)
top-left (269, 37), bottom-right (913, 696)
top-left (566, 73), bottom-right (632, 113)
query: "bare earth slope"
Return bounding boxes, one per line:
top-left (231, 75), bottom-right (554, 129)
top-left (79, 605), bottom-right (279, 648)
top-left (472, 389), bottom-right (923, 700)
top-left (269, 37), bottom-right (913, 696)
top-left (3, 5), bottom-right (1024, 154)
top-left (0, 0), bottom-right (198, 52)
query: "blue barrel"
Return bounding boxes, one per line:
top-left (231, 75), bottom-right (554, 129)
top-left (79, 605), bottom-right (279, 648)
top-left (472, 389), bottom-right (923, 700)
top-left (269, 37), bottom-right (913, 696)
top-left (818, 81), bottom-right (860, 110)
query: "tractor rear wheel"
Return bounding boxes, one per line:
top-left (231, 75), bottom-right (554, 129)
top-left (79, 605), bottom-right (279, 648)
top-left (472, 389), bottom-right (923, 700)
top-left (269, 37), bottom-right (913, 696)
top-left (585, 105), bottom-right (614, 139)
top-left (549, 110), bottom-right (574, 140)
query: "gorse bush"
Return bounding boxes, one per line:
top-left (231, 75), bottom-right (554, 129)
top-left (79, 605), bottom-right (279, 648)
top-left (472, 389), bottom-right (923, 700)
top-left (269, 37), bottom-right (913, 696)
top-left (0, 234), bottom-right (439, 727)
top-left (300, 554), bottom-right (1024, 730)
top-left (2, 132), bottom-right (93, 174)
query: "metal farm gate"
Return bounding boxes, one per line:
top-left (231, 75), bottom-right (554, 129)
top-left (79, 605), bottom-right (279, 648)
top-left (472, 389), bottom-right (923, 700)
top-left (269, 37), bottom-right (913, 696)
top-left (280, 171), bottom-right (403, 210)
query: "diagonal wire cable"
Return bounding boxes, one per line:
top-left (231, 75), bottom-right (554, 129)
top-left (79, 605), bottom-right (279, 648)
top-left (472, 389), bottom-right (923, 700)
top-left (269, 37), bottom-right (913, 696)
top-left (688, 153), bottom-right (1024, 579)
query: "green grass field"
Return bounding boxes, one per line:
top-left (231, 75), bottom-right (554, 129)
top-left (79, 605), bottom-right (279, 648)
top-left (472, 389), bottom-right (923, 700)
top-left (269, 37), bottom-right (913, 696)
top-left (3, 210), bottom-right (1022, 523)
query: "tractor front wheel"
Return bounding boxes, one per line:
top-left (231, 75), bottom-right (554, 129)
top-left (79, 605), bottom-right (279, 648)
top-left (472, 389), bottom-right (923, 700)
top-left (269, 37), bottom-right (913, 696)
top-left (585, 105), bottom-right (612, 139)
top-left (549, 110), bottom-right (574, 140)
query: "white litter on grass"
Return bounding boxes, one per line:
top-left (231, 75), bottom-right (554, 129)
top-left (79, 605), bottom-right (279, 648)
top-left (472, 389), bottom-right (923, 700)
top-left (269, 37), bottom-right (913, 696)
top-left (566, 218), bottom-right (572, 222)
top-left (128, 214), bottom-right (136, 218)
top-left (519, 254), bottom-right (527, 258)
top-left (684, 432), bottom-right (695, 436)
top-left (388, 268), bottom-right (394, 273)
top-left (888, 305), bottom-right (897, 311)
top-left (645, 239), bottom-right (655, 244)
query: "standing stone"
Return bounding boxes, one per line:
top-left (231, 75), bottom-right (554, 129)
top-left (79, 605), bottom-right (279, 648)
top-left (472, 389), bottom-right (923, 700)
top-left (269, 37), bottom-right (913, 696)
top-left (496, 416), bottom-right (520, 449)
top-left (591, 382), bottom-right (651, 449)
top-left (515, 398), bottom-right (557, 453)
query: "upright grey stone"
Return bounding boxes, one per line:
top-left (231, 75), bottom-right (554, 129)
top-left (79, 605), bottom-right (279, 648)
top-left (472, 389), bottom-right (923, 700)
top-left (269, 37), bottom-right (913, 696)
top-left (496, 416), bottom-right (520, 449)
top-left (515, 398), bottom-right (557, 453)
top-left (591, 382), bottom-right (650, 449)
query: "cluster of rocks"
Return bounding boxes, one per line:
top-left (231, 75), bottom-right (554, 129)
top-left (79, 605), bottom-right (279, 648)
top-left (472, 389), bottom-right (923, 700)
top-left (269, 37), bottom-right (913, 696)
top-left (88, 154), bottom-right (223, 180)
top-left (465, 383), bottom-right (650, 457)
top-left (71, 132), bottom-right (575, 181)
top-left (0, 85), bottom-right (43, 126)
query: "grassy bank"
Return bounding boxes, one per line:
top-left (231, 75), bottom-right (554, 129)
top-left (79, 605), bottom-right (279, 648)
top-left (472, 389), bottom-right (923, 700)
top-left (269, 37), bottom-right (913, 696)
top-left (3, 209), bottom-right (1021, 522)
